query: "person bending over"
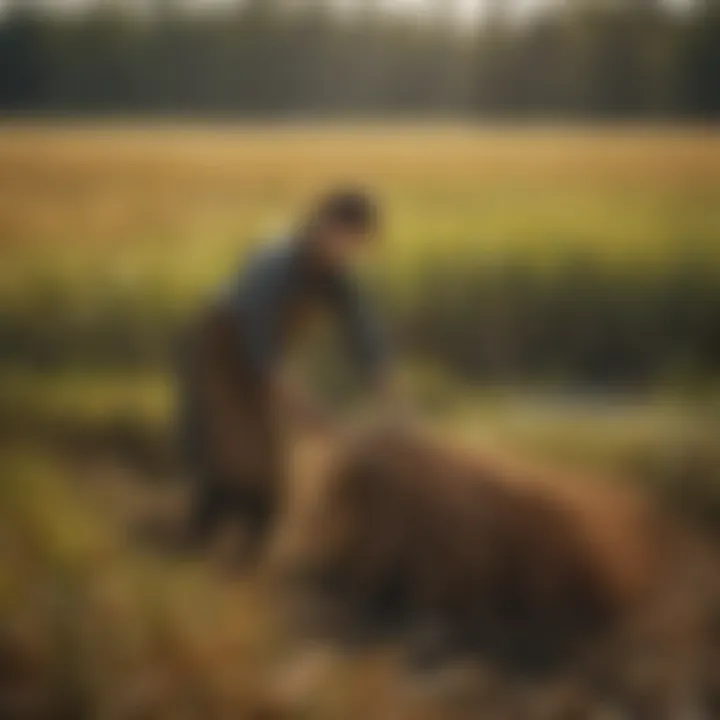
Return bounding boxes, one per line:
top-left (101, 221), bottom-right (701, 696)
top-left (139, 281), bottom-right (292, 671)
top-left (178, 188), bottom-right (393, 554)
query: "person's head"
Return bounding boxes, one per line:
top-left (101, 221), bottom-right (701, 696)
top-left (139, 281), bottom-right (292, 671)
top-left (303, 188), bottom-right (381, 268)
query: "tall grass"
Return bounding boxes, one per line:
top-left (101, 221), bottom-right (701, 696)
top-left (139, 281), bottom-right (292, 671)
top-left (0, 452), bottom-right (282, 718)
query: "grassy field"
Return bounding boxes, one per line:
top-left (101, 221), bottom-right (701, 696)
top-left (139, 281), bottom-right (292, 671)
top-left (1, 124), bottom-right (720, 718)
top-left (2, 124), bottom-right (719, 281)
top-left (1, 124), bottom-right (719, 383)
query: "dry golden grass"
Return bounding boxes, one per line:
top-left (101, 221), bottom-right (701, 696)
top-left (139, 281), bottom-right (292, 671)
top-left (1, 124), bottom-right (718, 257)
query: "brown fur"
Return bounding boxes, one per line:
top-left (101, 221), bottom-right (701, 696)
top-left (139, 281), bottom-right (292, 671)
top-left (276, 424), bottom-right (664, 676)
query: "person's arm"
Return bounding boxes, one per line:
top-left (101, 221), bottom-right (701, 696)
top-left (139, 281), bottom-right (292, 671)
top-left (332, 271), bottom-right (399, 406)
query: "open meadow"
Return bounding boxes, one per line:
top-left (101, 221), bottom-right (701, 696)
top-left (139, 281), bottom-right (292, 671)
top-left (1, 124), bottom-right (719, 379)
top-left (2, 124), bottom-right (720, 718)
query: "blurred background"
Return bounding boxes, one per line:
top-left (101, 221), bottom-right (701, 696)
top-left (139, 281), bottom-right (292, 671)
top-left (1, 1), bottom-right (719, 718)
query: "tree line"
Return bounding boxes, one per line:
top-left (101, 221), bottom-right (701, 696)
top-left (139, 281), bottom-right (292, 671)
top-left (0, 0), bottom-right (719, 118)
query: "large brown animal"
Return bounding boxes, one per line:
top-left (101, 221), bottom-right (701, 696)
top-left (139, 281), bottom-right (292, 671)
top-left (259, 424), bottom-right (720, 719)
top-left (274, 423), bottom-right (664, 676)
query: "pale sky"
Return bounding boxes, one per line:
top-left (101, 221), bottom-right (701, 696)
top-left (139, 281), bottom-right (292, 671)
top-left (0, 0), bottom-right (692, 20)
top-left (0, 0), bottom-right (502, 18)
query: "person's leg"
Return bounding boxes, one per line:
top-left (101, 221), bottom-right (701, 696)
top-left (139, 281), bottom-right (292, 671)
top-left (230, 483), bottom-right (278, 560)
top-left (184, 477), bottom-right (228, 550)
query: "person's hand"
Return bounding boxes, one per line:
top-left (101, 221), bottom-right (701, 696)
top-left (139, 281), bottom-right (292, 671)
top-left (271, 370), bottom-right (333, 433)
top-left (373, 371), bottom-right (415, 428)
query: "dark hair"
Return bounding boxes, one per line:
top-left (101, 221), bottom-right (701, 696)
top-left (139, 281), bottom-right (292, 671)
top-left (312, 188), bottom-right (380, 234)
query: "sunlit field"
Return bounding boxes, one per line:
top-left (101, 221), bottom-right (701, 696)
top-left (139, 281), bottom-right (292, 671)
top-left (1, 124), bottom-right (719, 379)
top-left (3, 124), bottom-right (719, 266)
top-left (2, 124), bottom-right (720, 718)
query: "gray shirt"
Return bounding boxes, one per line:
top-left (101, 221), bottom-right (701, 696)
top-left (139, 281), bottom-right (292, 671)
top-left (224, 238), bottom-right (387, 380)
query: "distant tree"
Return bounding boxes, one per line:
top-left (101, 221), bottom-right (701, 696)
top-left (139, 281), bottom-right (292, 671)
top-left (0, 0), bottom-right (717, 118)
